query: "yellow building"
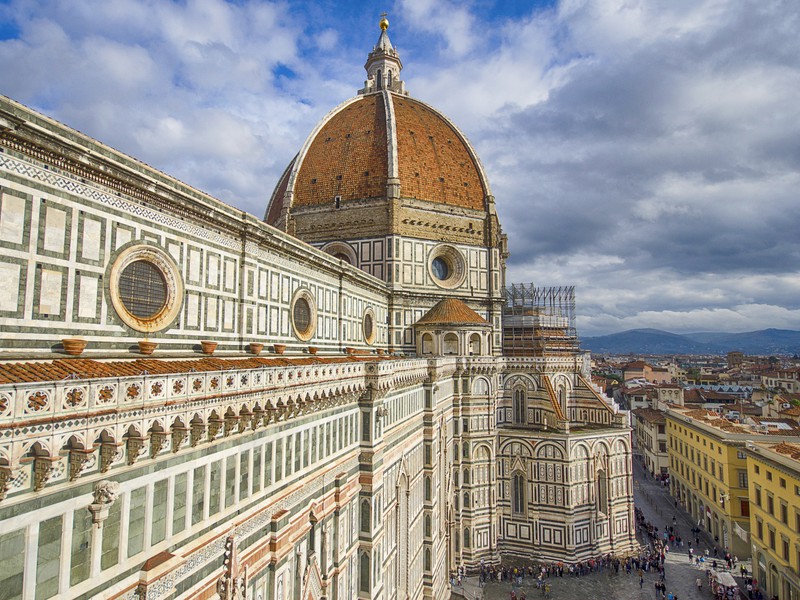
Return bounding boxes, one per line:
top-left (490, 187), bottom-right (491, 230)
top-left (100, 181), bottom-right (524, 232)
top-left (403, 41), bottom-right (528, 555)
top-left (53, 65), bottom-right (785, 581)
top-left (666, 407), bottom-right (769, 558)
top-left (746, 442), bottom-right (800, 600)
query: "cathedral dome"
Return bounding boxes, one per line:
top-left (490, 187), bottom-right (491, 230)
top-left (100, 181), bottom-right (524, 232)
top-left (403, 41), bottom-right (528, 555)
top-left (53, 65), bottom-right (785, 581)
top-left (265, 20), bottom-right (494, 235)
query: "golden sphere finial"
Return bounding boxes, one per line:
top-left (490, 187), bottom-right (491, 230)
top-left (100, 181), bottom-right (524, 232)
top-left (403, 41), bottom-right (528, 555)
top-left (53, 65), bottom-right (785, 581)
top-left (379, 13), bottom-right (389, 31)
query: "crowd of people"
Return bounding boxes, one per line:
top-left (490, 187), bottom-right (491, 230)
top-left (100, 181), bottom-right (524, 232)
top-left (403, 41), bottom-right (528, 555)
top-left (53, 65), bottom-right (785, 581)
top-left (452, 477), bottom-right (758, 600)
top-left (450, 543), bottom-right (671, 599)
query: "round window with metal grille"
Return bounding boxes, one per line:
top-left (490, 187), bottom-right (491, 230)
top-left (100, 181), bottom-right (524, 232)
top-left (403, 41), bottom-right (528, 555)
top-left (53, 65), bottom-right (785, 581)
top-left (118, 260), bottom-right (168, 319)
top-left (108, 244), bottom-right (183, 333)
top-left (363, 308), bottom-right (376, 345)
top-left (293, 299), bottom-right (311, 335)
top-left (291, 289), bottom-right (317, 341)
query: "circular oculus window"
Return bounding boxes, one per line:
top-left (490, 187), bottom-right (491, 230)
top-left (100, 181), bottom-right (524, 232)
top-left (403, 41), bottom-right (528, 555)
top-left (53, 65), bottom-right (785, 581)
top-left (428, 245), bottom-right (467, 289)
top-left (291, 289), bottom-right (317, 341)
top-left (363, 308), bottom-right (376, 345)
top-left (109, 244), bottom-right (183, 333)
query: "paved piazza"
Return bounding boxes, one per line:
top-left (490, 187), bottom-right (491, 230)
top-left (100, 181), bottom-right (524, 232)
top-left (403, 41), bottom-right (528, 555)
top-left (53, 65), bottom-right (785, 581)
top-left (459, 458), bottom-right (747, 600)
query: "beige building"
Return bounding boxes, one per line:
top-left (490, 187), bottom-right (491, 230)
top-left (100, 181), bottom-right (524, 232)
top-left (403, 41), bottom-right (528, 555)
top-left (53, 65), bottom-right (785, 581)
top-left (631, 408), bottom-right (668, 477)
top-left (0, 18), bottom-right (636, 600)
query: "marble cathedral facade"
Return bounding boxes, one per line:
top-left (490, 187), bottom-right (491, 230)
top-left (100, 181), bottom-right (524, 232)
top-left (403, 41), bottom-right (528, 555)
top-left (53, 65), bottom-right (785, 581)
top-left (0, 18), bottom-right (636, 600)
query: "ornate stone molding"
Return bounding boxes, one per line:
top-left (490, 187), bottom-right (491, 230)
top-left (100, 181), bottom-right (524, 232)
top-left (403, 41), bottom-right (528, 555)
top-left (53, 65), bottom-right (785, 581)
top-left (33, 456), bottom-right (60, 491)
top-left (171, 427), bottom-right (189, 453)
top-left (101, 443), bottom-right (124, 473)
top-left (69, 449), bottom-right (96, 482)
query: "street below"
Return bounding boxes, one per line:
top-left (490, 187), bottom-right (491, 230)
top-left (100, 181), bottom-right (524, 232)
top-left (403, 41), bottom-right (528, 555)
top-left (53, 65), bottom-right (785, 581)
top-left (456, 457), bottom-right (751, 600)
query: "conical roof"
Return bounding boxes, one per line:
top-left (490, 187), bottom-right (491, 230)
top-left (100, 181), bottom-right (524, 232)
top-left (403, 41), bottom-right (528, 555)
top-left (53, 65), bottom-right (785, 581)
top-left (415, 298), bottom-right (489, 326)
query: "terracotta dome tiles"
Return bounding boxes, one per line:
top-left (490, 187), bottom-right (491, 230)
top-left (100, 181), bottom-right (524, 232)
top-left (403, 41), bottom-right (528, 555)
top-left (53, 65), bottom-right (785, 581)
top-left (394, 98), bottom-right (485, 210)
top-left (393, 97), bottom-right (486, 211)
top-left (272, 92), bottom-right (489, 217)
top-left (294, 94), bottom-right (389, 207)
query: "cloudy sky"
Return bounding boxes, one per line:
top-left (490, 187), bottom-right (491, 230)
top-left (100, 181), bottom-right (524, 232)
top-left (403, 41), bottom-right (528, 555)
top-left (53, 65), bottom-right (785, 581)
top-left (2, 0), bottom-right (799, 336)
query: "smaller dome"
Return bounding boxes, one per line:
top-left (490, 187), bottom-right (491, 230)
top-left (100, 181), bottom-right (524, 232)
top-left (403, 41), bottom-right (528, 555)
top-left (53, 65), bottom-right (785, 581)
top-left (415, 298), bottom-right (489, 326)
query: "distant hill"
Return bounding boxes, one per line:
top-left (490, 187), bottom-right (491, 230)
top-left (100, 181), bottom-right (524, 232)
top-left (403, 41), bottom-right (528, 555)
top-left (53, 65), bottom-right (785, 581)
top-left (582, 328), bottom-right (800, 355)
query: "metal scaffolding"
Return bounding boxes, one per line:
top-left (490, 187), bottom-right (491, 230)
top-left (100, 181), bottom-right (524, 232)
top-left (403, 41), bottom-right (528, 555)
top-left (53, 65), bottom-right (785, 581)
top-left (503, 284), bottom-right (579, 357)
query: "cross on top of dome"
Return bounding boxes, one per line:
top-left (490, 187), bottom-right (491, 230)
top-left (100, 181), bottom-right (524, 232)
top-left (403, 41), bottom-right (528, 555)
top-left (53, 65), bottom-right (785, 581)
top-left (359, 14), bottom-right (408, 96)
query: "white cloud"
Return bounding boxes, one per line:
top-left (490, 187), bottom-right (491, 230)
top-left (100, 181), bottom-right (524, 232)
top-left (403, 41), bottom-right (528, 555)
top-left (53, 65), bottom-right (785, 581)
top-left (2, 0), bottom-right (798, 336)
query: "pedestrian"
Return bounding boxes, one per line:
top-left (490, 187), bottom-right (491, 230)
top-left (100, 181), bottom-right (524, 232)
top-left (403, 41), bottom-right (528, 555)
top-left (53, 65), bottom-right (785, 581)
top-left (696, 577), bottom-right (702, 591)
top-left (640, 575), bottom-right (644, 588)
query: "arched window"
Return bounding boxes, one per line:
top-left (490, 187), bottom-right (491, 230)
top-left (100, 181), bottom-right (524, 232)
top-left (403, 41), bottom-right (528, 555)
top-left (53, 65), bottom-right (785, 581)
top-left (360, 553), bottom-right (370, 592)
top-left (424, 514), bottom-right (431, 536)
top-left (424, 548), bottom-right (431, 571)
top-left (424, 476), bottom-right (431, 501)
top-left (463, 527), bottom-right (471, 548)
top-left (443, 332), bottom-right (458, 355)
top-left (360, 499), bottom-right (371, 533)
top-left (512, 472), bottom-right (525, 514)
top-left (513, 388), bottom-right (526, 425)
top-left (596, 469), bottom-right (608, 514)
top-left (463, 468), bottom-right (470, 485)
top-left (469, 333), bottom-right (481, 355)
top-left (462, 443), bottom-right (469, 459)
top-left (463, 492), bottom-right (469, 508)
top-left (421, 333), bottom-right (434, 354)
top-left (376, 69), bottom-right (382, 90)
top-left (388, 70), bottom-right (393, 86)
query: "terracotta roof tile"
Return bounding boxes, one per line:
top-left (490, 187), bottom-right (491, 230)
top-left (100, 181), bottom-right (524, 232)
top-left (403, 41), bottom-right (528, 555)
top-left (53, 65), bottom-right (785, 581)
top-left (632, 408), bottom-right (667, 424)
top-left (0, 355), bottom-right (397, 385)
top-left (772, 442), bottom-right (800, 460)
top-left (415, 298), bottom-right (489, 326)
